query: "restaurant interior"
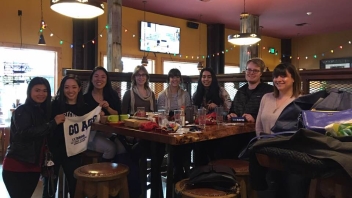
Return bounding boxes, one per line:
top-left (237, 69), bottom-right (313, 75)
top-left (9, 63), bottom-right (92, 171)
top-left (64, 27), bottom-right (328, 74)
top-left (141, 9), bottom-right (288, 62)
top-left (1, 0), bottom-right (352, 197)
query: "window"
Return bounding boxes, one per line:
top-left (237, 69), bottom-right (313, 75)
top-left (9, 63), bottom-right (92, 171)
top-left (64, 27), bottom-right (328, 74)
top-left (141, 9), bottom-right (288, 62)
top-left (0, 47), bottom-right (56, 123)
top-left (224, 65), bottom-right (240, 99)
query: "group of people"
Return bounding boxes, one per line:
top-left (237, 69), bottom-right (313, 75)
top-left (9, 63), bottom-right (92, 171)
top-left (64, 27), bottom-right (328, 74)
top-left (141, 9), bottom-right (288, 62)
top-left (2, 58), bottom-right (307, 198)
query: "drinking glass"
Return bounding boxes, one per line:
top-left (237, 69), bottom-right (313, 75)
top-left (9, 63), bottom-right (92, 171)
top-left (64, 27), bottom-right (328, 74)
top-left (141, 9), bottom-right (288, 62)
top-left (174, 110), bottom-right (182, 125)
top-left (198, 108), bottom-right (207, 129)
top-left (215, 106), bottom-right (224, 125)
top-left (136, 107), bottom-right (146, 117)
top-left (157, 110), bottom-right (168, 127)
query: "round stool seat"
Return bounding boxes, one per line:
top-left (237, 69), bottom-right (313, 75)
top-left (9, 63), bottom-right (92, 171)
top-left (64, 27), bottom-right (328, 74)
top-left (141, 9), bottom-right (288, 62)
top-left (74, 162), bottom-right (129, 182)
top-left (74, 163), bottom-right (130, 198)
top-left (175, 179), bottom-right (239, 198)
top-left (211, 159), bottom-right (249, 176)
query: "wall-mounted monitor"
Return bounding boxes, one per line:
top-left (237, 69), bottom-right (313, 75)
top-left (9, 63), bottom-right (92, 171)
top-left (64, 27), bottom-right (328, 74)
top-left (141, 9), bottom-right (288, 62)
top-left (140, 21), bottom-right (180, 54)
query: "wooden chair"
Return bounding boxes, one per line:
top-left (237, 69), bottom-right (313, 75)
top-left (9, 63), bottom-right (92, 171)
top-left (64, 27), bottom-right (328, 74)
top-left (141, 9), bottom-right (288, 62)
top-left (210, 159), bottom-right (257, 198)
top-left (256, 153), bottom-right (351, 198)
top-left (74, 162), bottom-right (129, 198)
top-left (175, 179), bottom-right (239, 198)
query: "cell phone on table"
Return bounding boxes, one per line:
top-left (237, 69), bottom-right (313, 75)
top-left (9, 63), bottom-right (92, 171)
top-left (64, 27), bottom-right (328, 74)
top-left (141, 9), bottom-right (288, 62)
top-left (231, 117), bottom-right (246, 122)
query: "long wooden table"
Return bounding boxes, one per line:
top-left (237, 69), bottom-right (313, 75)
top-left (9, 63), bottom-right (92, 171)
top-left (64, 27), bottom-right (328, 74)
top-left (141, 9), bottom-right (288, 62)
top-left (92, 122), bottom-right (255, 198)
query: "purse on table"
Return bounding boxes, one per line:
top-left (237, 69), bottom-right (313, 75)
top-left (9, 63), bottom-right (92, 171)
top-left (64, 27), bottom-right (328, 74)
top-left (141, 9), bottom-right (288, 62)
top-left (301, 108), bottom-right (352, 134)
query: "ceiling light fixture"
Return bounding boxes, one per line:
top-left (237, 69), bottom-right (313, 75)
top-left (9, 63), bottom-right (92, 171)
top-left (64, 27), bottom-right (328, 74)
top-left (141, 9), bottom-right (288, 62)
top-left (141, 1), bottom-right (148, 66)
top-left (197, 14), bottom-right (203, 71)
top-left (50, 0), bottom-right (104, 19)
top-left (38, 0), bottom-right (46, 45)
top-left (228, 0), bottom-right (261, 45)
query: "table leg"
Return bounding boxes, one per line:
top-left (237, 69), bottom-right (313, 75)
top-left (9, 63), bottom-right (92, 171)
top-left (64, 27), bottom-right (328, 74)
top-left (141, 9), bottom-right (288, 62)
top-left (150, 142), bottom-right (162, 198)
top-left (140, 144), bottom-right (147, 198)
top-left (166, 144), bottom-right (174, 198)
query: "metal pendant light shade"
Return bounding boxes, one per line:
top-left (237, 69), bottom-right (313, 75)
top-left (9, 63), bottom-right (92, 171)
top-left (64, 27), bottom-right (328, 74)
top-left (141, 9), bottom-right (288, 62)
top-left (197, 61), bottom-right (204, 70)
top-left (38, 33), bottom-right (46, 45)
top-left (228, 33), bottom-right (260, 45)
top-left (50, 0), bottom-right (104, 19)
top-left (141, 56), bottom-right (148, 66)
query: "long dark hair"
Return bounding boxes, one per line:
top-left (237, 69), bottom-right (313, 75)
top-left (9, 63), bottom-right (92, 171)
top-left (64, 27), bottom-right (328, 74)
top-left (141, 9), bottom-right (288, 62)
top-left (25, 77), bottom-right (52, 119)
top-left (273, 63), bottom-right (302, 98)
top-left (55, 74), bottom-right (84, 112)
top-left (193, 68), bottom-right (223, 107)
top-left (86, 66), bottom-right (121, 105)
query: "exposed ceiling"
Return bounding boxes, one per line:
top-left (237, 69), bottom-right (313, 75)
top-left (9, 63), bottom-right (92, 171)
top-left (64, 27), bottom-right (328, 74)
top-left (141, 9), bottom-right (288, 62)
top-left (120, 0), bottom-right (352, 39)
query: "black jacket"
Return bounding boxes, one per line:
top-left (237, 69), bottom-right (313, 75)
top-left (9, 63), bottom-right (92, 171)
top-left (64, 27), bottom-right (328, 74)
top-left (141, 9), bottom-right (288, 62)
top-left (229, 82), bottom-right (273, 119)
top-left (6, 103), bottom-right (57, 164)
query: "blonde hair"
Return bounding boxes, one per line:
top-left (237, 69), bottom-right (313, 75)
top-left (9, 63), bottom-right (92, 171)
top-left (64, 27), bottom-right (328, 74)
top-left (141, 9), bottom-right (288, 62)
top-left (246, 58), bottom-right (266, 72)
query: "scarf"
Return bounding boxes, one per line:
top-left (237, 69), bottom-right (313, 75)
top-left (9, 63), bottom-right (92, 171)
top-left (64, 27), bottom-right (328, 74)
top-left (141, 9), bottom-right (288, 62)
top-left (130, 86), bottom-right (154, 114)
top-left (164, 87), bottom-right (186, 110)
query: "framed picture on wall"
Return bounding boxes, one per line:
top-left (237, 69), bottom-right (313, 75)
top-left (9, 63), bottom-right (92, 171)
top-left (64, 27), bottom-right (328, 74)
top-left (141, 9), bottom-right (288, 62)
top-left (320, 57), bottom-right (352, 69)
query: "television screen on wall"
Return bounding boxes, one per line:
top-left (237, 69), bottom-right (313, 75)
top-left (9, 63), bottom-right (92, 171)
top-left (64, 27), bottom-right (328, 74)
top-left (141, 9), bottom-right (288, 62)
top-left (140, 21), bottom-right (180, 54)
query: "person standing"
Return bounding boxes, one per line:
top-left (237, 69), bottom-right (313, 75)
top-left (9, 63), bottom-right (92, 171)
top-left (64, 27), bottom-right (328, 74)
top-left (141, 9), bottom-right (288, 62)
top-left (2, 77), bottom-right (65, 198)
top-left (42, 75), bottom-right (92, 198)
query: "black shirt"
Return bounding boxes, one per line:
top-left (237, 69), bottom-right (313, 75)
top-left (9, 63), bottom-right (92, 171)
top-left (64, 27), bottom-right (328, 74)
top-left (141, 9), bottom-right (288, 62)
top-left (84, 92), bottom-right (122, 116)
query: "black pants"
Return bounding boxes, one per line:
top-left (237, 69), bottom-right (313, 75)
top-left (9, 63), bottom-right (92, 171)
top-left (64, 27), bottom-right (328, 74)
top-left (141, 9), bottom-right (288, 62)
top-left (256, 170), bottom-right (310, 198)
top-left (42, 144), bottom-right (82, 198)
top-left (2, 170), bottom-right (40, 198)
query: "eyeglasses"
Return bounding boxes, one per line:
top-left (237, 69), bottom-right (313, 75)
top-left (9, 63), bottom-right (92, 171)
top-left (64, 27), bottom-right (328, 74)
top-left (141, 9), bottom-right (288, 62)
top-left (136, 74), bottom-right (147, 78)
top-left (246, 68), bottom-right (260, 74)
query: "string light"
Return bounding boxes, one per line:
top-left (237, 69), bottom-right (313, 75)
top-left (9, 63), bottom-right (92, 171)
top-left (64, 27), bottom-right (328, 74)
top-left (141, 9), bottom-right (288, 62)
top-left (50, 33), bottom-right (54, 37)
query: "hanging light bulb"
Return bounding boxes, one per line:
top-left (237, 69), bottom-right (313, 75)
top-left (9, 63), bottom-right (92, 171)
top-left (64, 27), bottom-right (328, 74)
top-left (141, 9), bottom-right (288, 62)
top-left (51, 0), bottom-right (104, 19)
top-left (197, 61), bottom-right (204, 71)
top-left (141, 56), bottom-right (148, 66)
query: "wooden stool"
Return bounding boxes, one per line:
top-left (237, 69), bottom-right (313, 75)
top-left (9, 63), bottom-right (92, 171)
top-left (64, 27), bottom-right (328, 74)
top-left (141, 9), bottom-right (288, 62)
top-left (211, 159), bottom-right (256, 198)
top-left (175, 179), bottom-right (239, 198)
top-left (74, 162), bottom-right (129, 198)
top-left (81, 150), bottom-right (102, 165)
top-left (256, 153), bottom-right (351, 198)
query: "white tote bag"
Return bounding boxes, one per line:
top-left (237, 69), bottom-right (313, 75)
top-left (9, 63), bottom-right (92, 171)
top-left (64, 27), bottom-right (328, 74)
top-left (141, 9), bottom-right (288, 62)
top-left (63, 106), bottom-right (101, 157)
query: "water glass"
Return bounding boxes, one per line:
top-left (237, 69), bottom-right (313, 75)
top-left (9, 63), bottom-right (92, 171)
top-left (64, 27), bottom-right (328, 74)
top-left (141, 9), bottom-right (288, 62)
top-left (174, 110), bottom-right (182, 125)
top-left (157, 110), bottom-right (167, 127)
top-left (198, 108), bottom-right (207, 129)
top-left (136, 107), bottom-right (146, 117)
top-left (215, 106), bottom-right (224, 125)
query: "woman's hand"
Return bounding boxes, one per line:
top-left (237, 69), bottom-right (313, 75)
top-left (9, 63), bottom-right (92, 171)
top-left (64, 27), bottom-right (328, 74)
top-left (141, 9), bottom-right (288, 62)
top-left (207, 102), bottom-right (217, 110)
top-left (99, 101), bottom-right (109, 109)
top-left (242, 114), bottom-right (255, 123)
top-left (99, 111), bottom-right (105, 116)
top-left (227, 113), bottom-right (238, 119)
top-left (54, 114), bottom-right (65, 125)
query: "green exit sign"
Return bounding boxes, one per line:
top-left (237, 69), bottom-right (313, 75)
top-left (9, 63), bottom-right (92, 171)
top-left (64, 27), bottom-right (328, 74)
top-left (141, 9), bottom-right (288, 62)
top-left (268, 48), bottom-right (275, 54)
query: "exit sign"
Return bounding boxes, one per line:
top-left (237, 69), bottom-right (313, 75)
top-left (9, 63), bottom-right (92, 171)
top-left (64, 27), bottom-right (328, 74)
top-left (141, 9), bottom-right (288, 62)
top-left (268, 48), bottom-right (276, 54)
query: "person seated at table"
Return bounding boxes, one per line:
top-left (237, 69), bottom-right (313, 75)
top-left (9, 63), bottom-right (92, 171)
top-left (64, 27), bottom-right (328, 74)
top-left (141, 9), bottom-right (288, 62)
top-left (192, 67), bottom-right (231, 112)
top-left (255, 63), bottom-right (309, 198)
top-left (216, 58), bottom-right (273, 159)
top-left (157, 68), bottom-right (191, 113)
top-left (43, 75), bottom-right (93, 198)
top-left (228, 58), bottom-right (273, 123)
top-left (84, 66), bottom-right (120, 162)
top-left (157, 68), bottom-right (192, 182)
top-left (192, 67), bottom-right (231, 165)
top-left (2, 77), bottom-right (64, 198)
top-left (121, 65), bottom-right (166, 187)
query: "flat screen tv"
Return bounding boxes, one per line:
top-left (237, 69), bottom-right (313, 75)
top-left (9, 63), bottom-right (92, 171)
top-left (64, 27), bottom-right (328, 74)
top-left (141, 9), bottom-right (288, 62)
top-left (140, 21), bottom-right (180, 54)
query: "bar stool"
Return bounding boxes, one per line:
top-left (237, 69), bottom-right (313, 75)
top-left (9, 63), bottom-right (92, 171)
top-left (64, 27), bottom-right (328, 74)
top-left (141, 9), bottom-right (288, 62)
top-left (175, 179), bottom-right (239, 198)
top-left (210, 159), bottom-right (256, 198)
top-left (74, 162), bottom-right (129, 198)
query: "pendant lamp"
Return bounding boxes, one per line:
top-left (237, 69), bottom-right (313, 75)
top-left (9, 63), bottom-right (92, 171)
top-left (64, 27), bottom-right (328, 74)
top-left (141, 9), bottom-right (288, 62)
top-left (38, 33), bottom-right (46, 45)
top-left (227, 0), bottom-right (261, 45)
top-left (50, 0), bottom-right (104, 19)
top-left (141, 1), bottom-right (148, 66)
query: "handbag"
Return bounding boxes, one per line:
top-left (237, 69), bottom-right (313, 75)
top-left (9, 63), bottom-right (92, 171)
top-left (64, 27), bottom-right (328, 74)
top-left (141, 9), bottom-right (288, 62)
top-left (301, 108), bottom-right (352, 134)
top-left (187, 165), bottom-right (238, 192)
